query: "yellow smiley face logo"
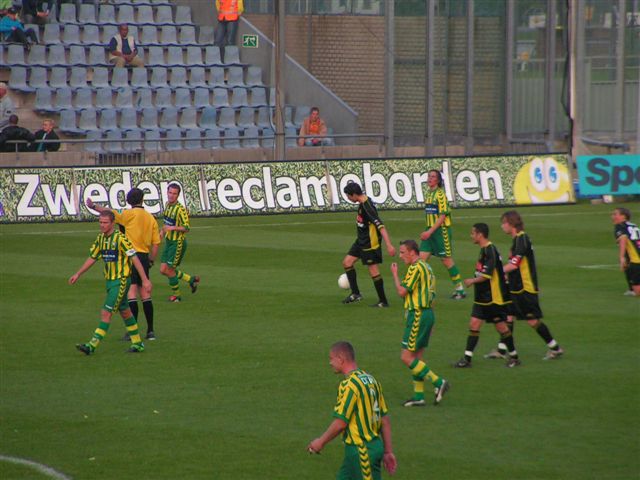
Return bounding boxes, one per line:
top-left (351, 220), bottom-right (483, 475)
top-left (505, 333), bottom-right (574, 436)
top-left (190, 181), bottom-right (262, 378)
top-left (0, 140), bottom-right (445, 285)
top-left (513, 157), bottom-right (575, 204)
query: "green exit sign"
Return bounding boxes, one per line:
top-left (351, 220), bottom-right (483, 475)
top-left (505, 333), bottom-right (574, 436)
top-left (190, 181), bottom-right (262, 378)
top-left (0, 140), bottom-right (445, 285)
top-left (242, 34), bottom-right (259, 48)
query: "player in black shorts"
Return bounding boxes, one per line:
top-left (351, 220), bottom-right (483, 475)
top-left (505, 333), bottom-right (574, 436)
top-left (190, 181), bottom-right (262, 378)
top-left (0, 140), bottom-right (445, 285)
top-left (612, 207), bottom-right (640, 297)
top-left (341, 182), bottom-right (396, 308)
top-left (484, 211), bottom-right (564, 361)
top-left (453, 223), bottom-right (521, 368)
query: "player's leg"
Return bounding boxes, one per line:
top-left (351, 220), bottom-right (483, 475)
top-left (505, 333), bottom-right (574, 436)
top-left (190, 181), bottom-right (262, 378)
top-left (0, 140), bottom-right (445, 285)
top-left (628, 264), bottom-right (640, 295)
top-left (438, 226), bottom-right (465, 298)
top-left (120, 307), bottom-right (144, 352)
top-left (173, 240), bottom-right (200, 293)
top-left (76, 279), bottom-right (125, 354)
top-left (366, 261), bottom-right (389, 307)
top-left (528, 318), bottom-right (563, 359)
top-left (342, 246), bottom-right (363, 303)
top-left (495, 318), bottom-right (520, 367)
top-left (160, 240), bottom-right (182, 301)
top-left (454, 313), bottom-right (483, 367)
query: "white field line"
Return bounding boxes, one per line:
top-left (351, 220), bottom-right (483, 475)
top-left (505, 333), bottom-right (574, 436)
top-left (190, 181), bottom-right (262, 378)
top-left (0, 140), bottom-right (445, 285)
top-left (577, 264), bottom-right (619, 270)
top-left (0, 455), bottom-right (72, 480)
top-left (0, 210), bottom-right (604, 236)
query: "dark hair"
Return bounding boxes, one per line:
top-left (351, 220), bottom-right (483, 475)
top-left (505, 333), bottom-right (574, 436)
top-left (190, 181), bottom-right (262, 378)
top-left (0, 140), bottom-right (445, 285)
top-left (429, 169), bottom-right (444, 188)
top-left (8, 114), bottom-right (18, 125)
top-left (99, 210), bottom-right (115, 222)
top-left (472, 222), bottom-right (489, 238)
top-left (167, 183), bottom-right (181, 194)
top-left (343, 182), bottom-right (363, 196)
top-left (615, 207), bottom-right (631, 220)
top-left (310, 106), bottom-right (319, 114)
top-left (400, 239), bottom-right (420, 254)
top-left (126, 188), bottom-right (144, 206)
top-left (331, 341), bottom-right (355, 361)
top-left (501, 210), bottom-right (524, 231)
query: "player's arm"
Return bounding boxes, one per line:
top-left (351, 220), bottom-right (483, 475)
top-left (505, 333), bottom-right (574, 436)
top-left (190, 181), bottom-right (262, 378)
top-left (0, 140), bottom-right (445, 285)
top-left (381, 415), bottom-right (397, 475)
top-left (149, 243), bottom-right (159, 266)
top-left (390, 263), bottom-right (408, 297)
top-left (421, 214), bottom-right (447, 240)
top-left (131, 254), bottom-right (152, 292)
top-left (307, 418), bottom-right (347, 454)
top-left (379, 226), bottom-right (396, 257)
top-left (617, 235), bottom-right (629, 270)
top-left (85, 198), bottom-right (109, 213)
top-left (69, 257), bottom-right (97, 284)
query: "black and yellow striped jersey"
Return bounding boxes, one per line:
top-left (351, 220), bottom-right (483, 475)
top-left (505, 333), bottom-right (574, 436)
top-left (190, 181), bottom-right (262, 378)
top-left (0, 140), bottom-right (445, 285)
top-left (507, 231), bottom-right (538, 294)
top-left (473, 242), bottom-right (511, 306)
top-left (113, 207), bottom-right (161, 254)
top-left (424, 187), bottom-right (451, 228)
top-left (89, 231), bottom-right (137, 280)
top-left (401, 259), bottom-right (436, 310)
top-left (614, 221), bottom-right (640, 264)
top-left (355, 196), bottom-right (384, 251)
top-left (163, 202), bottom-right (190, 241)
top-left (333, 369), bottom-right (388, 446)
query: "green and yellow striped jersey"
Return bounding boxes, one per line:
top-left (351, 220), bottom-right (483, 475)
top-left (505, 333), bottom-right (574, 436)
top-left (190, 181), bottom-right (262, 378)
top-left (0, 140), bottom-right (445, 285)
top-left (333, 369), bottom-right (388, 446)
top-left (89, 231), bottom-right (137, 280)
top-left (401, 259), bottom-right (436, 310)
top-left (163, 202), bottom-right (190, 241)
top-left (424, 187), bottom-right (451, 228)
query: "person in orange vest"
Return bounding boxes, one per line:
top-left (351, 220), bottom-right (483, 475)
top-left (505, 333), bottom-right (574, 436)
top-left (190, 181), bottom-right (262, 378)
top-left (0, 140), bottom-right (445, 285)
top-left (298, 107), bottom-right (331, 146)
top-left (214, 0), bottom-right (243, 49)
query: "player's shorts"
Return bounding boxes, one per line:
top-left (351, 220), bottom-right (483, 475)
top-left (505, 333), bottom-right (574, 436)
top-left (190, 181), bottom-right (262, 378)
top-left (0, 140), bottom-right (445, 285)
top-left (103, 277), bottom-right (131, 313)
top-left (337, 438), bottom-right (384, 480)
top-left (509, 291), bottom-right (543, 320)
top-left (130, 252), bottom-right (149, 287)
top-left (471, 303), bottom-right (509, 323)
top-left (401, 308), bottom-right (435, 352)
top-left (161, 238), bottom-right (187, 267)
top-left (419, 226), bottom-right (453, 258)
top-left (626, 263), bottom-right (640, 286)
top-left (348, 242), bottom-right (383, 266)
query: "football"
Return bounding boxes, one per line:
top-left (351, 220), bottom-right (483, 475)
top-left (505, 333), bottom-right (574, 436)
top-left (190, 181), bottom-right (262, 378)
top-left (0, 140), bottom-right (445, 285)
top-left (338, 273), bottom-right (350, 289)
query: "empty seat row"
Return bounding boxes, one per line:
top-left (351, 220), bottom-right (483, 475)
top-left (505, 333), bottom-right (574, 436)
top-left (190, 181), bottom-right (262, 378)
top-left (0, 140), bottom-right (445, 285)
top-left (57, 3), bottom-right (193, 26)
top-left (35, 86), bottom-right (272, 113)
top-left (83, 126), bottom-right (272, 153)
top-left (9, 66), bottom-right (262, 93)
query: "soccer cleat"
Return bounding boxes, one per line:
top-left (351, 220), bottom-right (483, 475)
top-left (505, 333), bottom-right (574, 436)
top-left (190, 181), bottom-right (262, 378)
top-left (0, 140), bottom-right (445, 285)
top-left (543, 347), bottom-right (564, 360)
top-left (75, 343), bottom-right (94, 355)
top-left (483, 349), bottom-right (506, 360)
top-left (126, 343), bottom-right (145, 353)
top-left (342, 293), bottom-right (363, 304)
top-left (451, 290), bottom-right (466, 300)
top-left (190, 276), bottom-right (200, 294)
top-left (433, 379), bottom-right (449, 405)
top-left (403, 398), bottom-right (426, 407)
top-left (453, 358), bottom-right (472, 368)
top-left (121, 332), bottom-right (131, 341)
top-left (145, 331), bottom-right (156, 341)
top-left (623, 290), bottom-right (636, 296)
top-left (370, 301), bottom-right (389, 308)
top-left (168, 295), bottom-right (181, 303)
top-left (505, 357), bottom-right (522, 368)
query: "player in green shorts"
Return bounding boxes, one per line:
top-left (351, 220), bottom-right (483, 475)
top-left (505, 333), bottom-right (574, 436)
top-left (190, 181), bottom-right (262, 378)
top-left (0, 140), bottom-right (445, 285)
top-left (308, 342), bottom-right (397, 479)
top-left (159, 183), bottom-right (200, 302)
top-left (391, 239), bottom-right (449, 407)
top-left (69, 210), bottom-right (152, 355)
top-left (419, 169), bottom-right (466, 299)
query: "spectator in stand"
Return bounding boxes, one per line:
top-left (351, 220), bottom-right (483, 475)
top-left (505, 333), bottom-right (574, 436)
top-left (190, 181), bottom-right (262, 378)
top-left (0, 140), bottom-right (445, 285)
top-left (32, 118), bottom-right (61, 152)
top-left (0, 114), bottom-right (36, 152)
top-left (21, 0), bottom-right (53, 25)
top-left (298, 107), bottom-right (331, 147)
top-left (0, 7), bottom-right (39, 46)
top-left (1, 0), bottom-right (14, 17)
top-left (0, 82), bottom-right (15, 130)
top-left (108, 24), bottom-right (144, 68)
top-left (214, 0), bottom-right (243, 48)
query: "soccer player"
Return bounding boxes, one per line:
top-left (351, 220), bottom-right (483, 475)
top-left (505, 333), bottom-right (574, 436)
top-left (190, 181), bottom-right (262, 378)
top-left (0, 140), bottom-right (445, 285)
top-left (484, 211), bottom-right (564, 361)
top-left (86, 188), bottom-right (161, 340)
top-left (342, 182), bottom-right (396, 308)
top-left (69, 210), bottom-right (151, 355)
top-left (390, 240), bottom-right (449, 407)
top-left (159, 183), bottom-right (200, 302)
top-left (612, 207), bottom-right (640, 297)
top-left (453, 223), bottom-right (521, 368)
top-left (307, 341), bottom-right (397, 479)
top-left (419, 170), bottom-right (466, 299)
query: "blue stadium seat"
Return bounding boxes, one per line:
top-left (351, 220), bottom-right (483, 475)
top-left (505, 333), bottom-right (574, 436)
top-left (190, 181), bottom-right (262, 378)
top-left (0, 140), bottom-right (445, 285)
top-left (99, 109), bottom-right (118, 132)
top-left (136, 6), bottom-right (154, 25)
top-left (28, 67), bottom-right (49, 91)
top-left (134, 87), bottom-right (154, 111)
top-left (237, 107), bottom-right (255, 128)
top-left (166, 46), bottom-right (184, 67)
top-left (199, 106), bottom-right (217, 130)
top-left (143, 129), bottom-right (161, 151)
top-left (91, 67), bottom-right (111, 89)
top-left (256, 106), bottom-right (273, 128)
top-left (146, 46), bottom-right (166, 67)
top-left (179, 26), bottom-right (197, 45)
top-left (208, 67), bottom-right (226, 88)
top-left (104, 130), bottom-right (124, 153)
top-left (203, 128), bottom-right (221, 149)
top-left (204, 46), bottom-right (223, 67)
top-left (246, 66), bottom-right (263, 86)
top-left (222, 46), bottom-right (241, 66)
top-left (188, 67), bottom-right (208, 89)
top-left (7, 45), bottom-right (27, 66)
top-left (111, 67), bottom-right (129, 90)
top-left (141, 107), bottom-right (160, 132)
top-left (193, 87), bottom-right (211, 110)
top-left (198, 25), bottom-right (215, 45)
top-left (53, 87), bottom-right (74, 112)
top-left (8, 67), bottom-right (33, 93)
top-left (88, 45), bottom-right (108, 67)
top-left (116, 5), bottom-right (134, 24)
top-left (230, 87), bottom-right (248, 108)
top-left (115, 87), bottom-right (134, 111)
top-left (120, 107), bottom-right (140, 132)
top-left (218, 107), bottom-right (236, 128)
top-left (69, 45), bottom-right (88, 66)
top-left (69, 67), bottom-right (89, 89)
top-left (174, 88), bottom-right (192, 110)
top-left (155, 5), bottom-right (173, 24)
top-left (84, 130), bottom-right (104, 153)
top-left (47, 44), bottom-right (67, 67)
top-left (130, 68), bottom-right (149, 90)
top-left (249, 87), bottom-right (268, 108)
top-left (27, 45), bottom-right (48, 67)
top-left (175, 5), bottom-right (192, 25)
top-left (59, 109), bottom-right (83, 135)
top-left (169, 67), bottom-right (188, 89)
top-left (242, 126), bottom-right (260, 148)
top-left (43, 24), bottom-right (62, 45)
top-left (212, 88), bottom-right (230, 108)
top-left (98, 4), bottom-right (117, 25)
top-left (186, 46), bottom-right (204, 67)
top-left (285, 126), bottom-right (298, 147)
top-left (261, 127), bottom-right (275, 148)
top-left (179, 106), bottom-right (198, 129)
top-left (165, 128), bottom-right (182, 151)
top-left (124, 129), bottom-right (143, 152)
top-left (223, 128), bottom-right (241, 149)
top-left (184, 128), bottom-right (202, 150)
top-left (139, 25), bottom-right (159, 46)
top-left (149, 67), bottom-right (168, 89)
top-left (160, 26), bottom-right (179, 45)
top-left (293, 105), bottom-right (311, 128)
top-left (78, 4), bottom-right (97, 24)
top-left (226, 66), bottom-right (244, 87)
top-left (78, 107), bottom-right (99, 133)
top-left (83, 25), bottom-right (101, 46)
top-left (76, 87), bottom-right (96, 110)
top-left (59, 3), bottom-right (77, 23)
top-left (49, 67), bottom-right (69, 90)
top-left (159, 106), bottom-right (179, 132)
top-left (62, 24), bottom-right (82, 45)
top-left (154, 87), bottom-right (172, 111)
top-left (34, 87), bottom-right (55, 113)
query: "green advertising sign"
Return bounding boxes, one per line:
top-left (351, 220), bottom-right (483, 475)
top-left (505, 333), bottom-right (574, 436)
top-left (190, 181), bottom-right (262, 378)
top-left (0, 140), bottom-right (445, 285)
top-left (0, 155), bottom-right (574, 223)
top-left (242, 34), bottom-right (258, 48)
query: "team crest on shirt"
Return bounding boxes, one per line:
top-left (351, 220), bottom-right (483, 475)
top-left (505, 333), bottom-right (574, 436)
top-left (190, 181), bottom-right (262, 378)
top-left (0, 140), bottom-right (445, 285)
top-left (356, 214), bottom-right (364, 228)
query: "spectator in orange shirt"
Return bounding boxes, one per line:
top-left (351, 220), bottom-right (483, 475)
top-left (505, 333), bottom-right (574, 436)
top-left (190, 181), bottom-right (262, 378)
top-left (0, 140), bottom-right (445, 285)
top-left (298, 106), bottom-right (331, 147)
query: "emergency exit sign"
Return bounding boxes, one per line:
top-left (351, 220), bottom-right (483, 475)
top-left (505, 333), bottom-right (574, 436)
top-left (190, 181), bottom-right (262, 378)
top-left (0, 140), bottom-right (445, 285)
top-left (242, 34), bottom-right (259, 48)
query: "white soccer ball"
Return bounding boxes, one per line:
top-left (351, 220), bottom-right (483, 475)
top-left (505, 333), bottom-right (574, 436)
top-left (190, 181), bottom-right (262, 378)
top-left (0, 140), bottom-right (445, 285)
top-left (338, 273), bottom-right (350, 289)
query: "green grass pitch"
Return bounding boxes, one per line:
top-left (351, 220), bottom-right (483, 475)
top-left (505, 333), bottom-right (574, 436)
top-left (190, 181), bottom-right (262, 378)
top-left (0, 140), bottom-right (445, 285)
top-left (1, 202), bottom-right (638, 479)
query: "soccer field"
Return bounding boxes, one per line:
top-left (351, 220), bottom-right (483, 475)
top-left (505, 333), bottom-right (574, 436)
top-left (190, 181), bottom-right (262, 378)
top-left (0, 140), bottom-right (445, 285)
top-left (1, 202), bottom-right (638, 480)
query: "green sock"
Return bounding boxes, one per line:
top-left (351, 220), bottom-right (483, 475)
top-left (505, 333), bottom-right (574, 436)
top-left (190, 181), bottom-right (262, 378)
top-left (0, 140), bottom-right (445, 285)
top-left (169, 275), bottom-right (180, 297)
top-left (89, 320), bottom-right (111, 349)
top-left (448, 265), bottom-right (463, 290)
top-left (177, 270), bottom-right (192, 284)
top-left (123, 315), bottom-right (142, 344)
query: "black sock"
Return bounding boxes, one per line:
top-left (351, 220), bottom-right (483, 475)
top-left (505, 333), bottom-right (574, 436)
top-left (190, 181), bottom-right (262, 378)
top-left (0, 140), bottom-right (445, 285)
top-left (143, 298), bottom-right (154, 332)
top-left (501, 331), bottom-right (518, 358)
top-left (345, 267), bottom-right (360, 295)
top-left (128, 300), bottom-right (139, 320)
top-left (464, 330), bottom-right (480, 361)
top-left (535, 322), bottom-right (556, 346)
top-left (372, 275), bottom-right (387, 304)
